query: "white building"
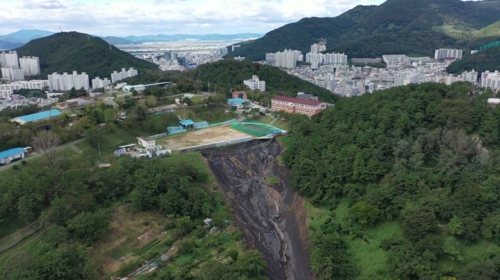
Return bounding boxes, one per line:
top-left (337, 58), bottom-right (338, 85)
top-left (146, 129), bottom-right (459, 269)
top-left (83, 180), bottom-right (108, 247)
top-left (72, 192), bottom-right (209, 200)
top-left (111, 68), bottom-right (138, 83)
top-left (310, 43), bottom-right (327, 54)
top-left (48, 71), bottom-right (90, 92)
top-left (137, 137), bottom-right (156, 150)
top-left (265, 53), bottom-right (276, 62)
top-left (274, 49), bottom-right (302, 69)
top-left (394, 71), bottom-right (422, 86)
top-left (91, 77), bottom-right (111, 89)
top-left (1, 67), bottom-right (24, 81)
top-left (482, 71), bottom-right (500, 92)
top-left (0, 51), bottom-right (19, 68)
top-left (0, 90), bottom-right (12, 99)
top-left (19, 56), bottom-right (40, 76)
top-left (461, 70), bottom-right (478, 83)
top-left (434, 48), bottom-right (463, 60)
top-left (0, 80), bottom-right (48, 91)
top-left (383, 55), bottom-right (410, 68)
top-left (243, 75), bottom-right (266, 92)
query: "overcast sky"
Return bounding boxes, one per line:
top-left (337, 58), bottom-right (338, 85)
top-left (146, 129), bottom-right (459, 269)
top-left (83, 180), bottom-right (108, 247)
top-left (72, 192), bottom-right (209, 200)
top-left (0, 0), bottom-right (387, 36)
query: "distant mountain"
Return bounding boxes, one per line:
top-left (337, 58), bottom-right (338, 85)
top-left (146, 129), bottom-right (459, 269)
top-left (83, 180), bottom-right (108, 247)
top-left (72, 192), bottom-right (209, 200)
top-left (123, 33), bottom-right (263, 43)
top-left (0, 29), bottom-right (55, 44)
top-left (101, 36), bottom-right (136, 45)
top-left (226, 0), bottom-right (500, 60)
top-left (15, 32), bottom-right (159, 79)
top-left (0, 40), bottom-right (23, 50)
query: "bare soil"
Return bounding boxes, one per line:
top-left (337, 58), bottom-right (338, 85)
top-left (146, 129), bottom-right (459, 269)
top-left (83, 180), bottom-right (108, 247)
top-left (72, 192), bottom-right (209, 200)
top-left (161, 126), bottom-right (252, 150)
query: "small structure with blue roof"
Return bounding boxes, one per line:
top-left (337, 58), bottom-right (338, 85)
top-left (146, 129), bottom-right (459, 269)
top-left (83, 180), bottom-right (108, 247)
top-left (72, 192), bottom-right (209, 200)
top-left (11, 109), bottom-right (62, 125)
top-left (179, 119), bottom-right (195, 129)
top-left (228, 98), bottom-right (245, 107)
top-left (0, 147), bottom-right (26, 165)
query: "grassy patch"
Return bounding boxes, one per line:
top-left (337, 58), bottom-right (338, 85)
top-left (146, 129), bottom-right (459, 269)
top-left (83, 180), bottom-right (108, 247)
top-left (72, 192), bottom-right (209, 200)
top-left (0, 217), bottom-right (27, 239)
top-left (347, 222), bottom-right (401, 278)
top-left (162, 152), bottom-right (215, 183)
top-left (263, 176), bottom-right (280, 185)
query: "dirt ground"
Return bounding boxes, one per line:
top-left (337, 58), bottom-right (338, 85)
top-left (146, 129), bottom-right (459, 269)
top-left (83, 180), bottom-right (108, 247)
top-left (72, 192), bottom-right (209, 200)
top-left (161, 126), bottom-right (252, 150)
top-left (89, 205), bottom-right (171, 276)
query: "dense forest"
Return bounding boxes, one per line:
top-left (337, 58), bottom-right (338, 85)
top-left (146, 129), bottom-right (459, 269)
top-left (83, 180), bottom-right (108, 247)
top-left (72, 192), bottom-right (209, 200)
top-left (447, 47), bottom-right (500, 75)
top-left (284, 82), bottom-right (500, 279)
top-left (0, 147), bottom-right (267, 279)
top-left (15, 32), bottom-right (159, 79)
top-left (226, 0), bottom-right (500, 60)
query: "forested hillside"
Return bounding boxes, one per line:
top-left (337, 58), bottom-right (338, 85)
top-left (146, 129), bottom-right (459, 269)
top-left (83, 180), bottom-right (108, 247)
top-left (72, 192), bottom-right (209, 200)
top-left (447, 47), bottom-right (500, 75)
top-left (0, 150), bottom-right (267, 279)
top-left (284, 82), bottom-right (500, 279)
top-left (192, 60), bottom-right (339, 103)
top-left (226, 0), bottom-right (500, 60)
top-left (15, 32), bottom-right (159, 78)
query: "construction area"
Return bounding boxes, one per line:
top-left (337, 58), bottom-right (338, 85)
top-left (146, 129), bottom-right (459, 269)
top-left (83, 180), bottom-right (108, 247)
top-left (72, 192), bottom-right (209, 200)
top-left (161, 126), bottom-right (251, 151)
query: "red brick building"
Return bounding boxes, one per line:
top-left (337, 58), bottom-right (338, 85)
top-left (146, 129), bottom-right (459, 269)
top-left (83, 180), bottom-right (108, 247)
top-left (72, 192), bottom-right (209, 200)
top-left (271, 96), bottom-right (328, 117)
top-left (232, 91), bottom-right (247, 100)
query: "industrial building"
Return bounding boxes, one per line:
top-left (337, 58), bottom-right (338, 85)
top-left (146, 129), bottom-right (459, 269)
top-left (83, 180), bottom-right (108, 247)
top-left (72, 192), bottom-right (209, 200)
top-left (11, 109), bottom-right (62, 125)
top-left (0, 147), bottom-right (25, 165)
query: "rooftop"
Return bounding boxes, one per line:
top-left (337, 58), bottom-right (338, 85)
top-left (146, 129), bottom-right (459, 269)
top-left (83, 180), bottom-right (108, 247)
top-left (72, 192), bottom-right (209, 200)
top-left (0, 147), bottom-right (25, 159)
top-left (179, 119), bottom-right (195, 126)
top-left (13, 109), bottom-right (62, 124)
top-left (272, 96), bottom-right (324, 106)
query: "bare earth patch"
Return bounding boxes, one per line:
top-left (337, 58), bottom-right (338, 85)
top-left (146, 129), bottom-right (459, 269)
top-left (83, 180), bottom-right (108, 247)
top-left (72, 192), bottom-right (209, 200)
top-left (161, 126), bottom-right (252, 150)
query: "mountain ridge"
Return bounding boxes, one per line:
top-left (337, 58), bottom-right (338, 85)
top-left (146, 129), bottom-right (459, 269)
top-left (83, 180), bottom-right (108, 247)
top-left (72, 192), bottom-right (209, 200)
top-left (225, 0), bottom-right (500, 60)
top-left (15, 32), bottom-right (159, 79)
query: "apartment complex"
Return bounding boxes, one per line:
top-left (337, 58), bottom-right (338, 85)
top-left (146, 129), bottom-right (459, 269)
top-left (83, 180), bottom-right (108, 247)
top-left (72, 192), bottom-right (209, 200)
top-left (19, 56), bottom-right (41, 76)
top-left (271, 95), bottom-right (328, 117)
top-left (243, 75), bottom-right (266, 92)
top-left (0, 80), bottom-right (49, 99)
top-left (482, 71), bottom-right (500, 92)
top-left (1, 67), bottom-right (24, 81)
top-left (111, 68), bottom-right (138, 83)
top-left (266, 49), bottom-right (303, 69)
top-left (91, 77), bottom-right (111, 89)
top-left (434, 48), bottom-right (463, 60)
top-left (462, 70), bottom-right (478, 83)
top-left (383, 55), bottom-right (411, 68)
top-left (48, 71), bottom-right (90, 91)
top-left (0, 51), bottom-right (19, 68)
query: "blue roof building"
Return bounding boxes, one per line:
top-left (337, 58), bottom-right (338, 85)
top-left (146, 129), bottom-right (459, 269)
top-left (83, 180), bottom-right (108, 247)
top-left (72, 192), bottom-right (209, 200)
top-left (0, 147), bottom-right (26, 165)
top-left (179, 119), bottom-right (195, 128)
top-left (228, 98), bottom-right (245, 107)
top-left (11, 109), bottom-right (62, 125)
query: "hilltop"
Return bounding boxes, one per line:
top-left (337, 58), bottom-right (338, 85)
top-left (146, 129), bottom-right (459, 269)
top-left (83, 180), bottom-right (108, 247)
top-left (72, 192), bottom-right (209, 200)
top-left (191, 60), bottom-right (339, 103)
top-left (226, 0), bottom-right (500, 60)
top-left (15, 32), bottom-right (159, 79)
top-left (447, 46), bottom-right (500, 75)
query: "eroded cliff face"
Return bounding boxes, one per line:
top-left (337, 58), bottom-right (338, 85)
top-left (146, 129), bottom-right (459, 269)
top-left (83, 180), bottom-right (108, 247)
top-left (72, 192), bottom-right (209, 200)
top-left (202, 139), bottom-right (312, 280)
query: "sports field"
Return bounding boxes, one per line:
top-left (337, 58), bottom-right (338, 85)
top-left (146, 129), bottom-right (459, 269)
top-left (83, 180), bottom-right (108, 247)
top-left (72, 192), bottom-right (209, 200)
top-left (161, 126), bottom-right (251, 150)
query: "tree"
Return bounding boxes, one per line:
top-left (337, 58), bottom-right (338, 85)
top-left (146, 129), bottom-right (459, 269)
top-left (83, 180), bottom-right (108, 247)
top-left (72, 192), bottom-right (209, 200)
top-left (442, 236), bottom-right (463, 261)
top-left (84, 127), bottom-right (103, 150)
top-left (402, 206), bottom-right (438, 241)
top-left (350, 201), bottom-right (381, 226)
top-left (146, 95), bottom-right (157, 107)
top-left (31, 130), bottom-right (60, 169)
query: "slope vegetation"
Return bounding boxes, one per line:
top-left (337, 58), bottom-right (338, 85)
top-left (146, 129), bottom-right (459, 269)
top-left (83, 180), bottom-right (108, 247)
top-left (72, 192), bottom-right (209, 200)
top-left (447, 47), bottom-right (500, 74)
top-left (192, 60), bottom-right (339, 103)
top-left (284, 82), bottom-right (500, 279)
top-left (226, 0), bottom-right (500, 60)
top-left (15, 32), bottom-right (159, 78)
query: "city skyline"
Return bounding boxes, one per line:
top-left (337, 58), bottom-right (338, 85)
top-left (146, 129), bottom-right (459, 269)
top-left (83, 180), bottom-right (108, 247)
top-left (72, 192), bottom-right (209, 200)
top-left (0, 0), bottom-right (385, 36)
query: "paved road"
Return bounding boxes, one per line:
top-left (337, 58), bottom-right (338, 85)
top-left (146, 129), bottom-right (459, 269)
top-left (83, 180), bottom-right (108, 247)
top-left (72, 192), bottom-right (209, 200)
top-left (0, 138), bottom-right (85, 171)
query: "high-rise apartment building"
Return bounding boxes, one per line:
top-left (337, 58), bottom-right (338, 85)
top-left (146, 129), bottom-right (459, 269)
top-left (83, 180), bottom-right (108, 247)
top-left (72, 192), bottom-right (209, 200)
top-left (91, 77), bottom-right (111, 89)
top-left (482, 71), bottom-right (500, 92)
top-left (383, 55), bottom-right (410, 68)
top-left (1, 67), bottom-right (24, 81)
top-left (274, 50), bottom-right (302, 69)
top-left (434, 48), bottom-right (463, 60)
top-left (243, 75), bottom-right (266, 92)
top-left (110, 68), bottom-right (138, 83)
top-left (310, 43), bottom-right (327, 54)
top-left (19, 56), bottom-right (41, 76)
top-left (48, 71), bottom-right (90, 92)
top-left (0, 51), bottom-right (19, 68)
top-left (461, 70), bottom-right (478, 83)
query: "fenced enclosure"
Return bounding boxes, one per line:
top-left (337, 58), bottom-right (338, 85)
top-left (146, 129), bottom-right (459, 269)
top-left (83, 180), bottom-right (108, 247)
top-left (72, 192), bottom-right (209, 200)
top-left (230, 122), bottom-right (282, 137)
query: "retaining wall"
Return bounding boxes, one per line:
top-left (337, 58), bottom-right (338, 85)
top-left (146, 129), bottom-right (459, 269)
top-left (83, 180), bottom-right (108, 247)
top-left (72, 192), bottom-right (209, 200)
top-left (178, 136), bottom-right (253, 153)
top-left (209, 119), bottom-right (236, 127)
